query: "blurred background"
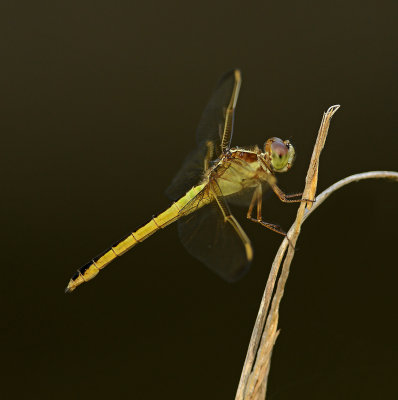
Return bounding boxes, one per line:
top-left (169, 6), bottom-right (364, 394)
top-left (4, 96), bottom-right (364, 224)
top-left (1, 1), bottom-right (397, 399)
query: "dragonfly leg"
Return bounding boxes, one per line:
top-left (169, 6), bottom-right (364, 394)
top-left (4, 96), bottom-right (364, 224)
top-left (247, 185), bottom-right (296, 248)
top-left (209, 178), bottom-right (253, 262)
top-left (271, 183), bottom-right (313, 203)
top-left (285, 192), bottom-right (303, 199)
top-left (248, 217), bottom-right (288, 236)
top-left (248, 215), bottom-right (296, 248)
top-left (246, 185), bottom-right (286, 236)
top-left (246, 185), bottom-right (260, 219)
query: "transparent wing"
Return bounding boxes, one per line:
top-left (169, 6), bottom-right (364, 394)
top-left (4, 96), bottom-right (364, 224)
top-left (165, 69), bottom-right (241, 200)
top-left (226, 181), bottom-right (272, 207)
top-left (177, 181), bottom-right (252, 282)
top-left (196, 69), bottom-right (241, 152)
top-left (165, 144), bottom-right (207, 200)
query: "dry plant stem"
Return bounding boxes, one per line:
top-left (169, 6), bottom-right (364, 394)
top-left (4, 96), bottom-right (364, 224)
top-left (244, 171), bottom-right (398, 399)
top-left (302, 171), bottom-right (398, 223)
top-left (235, 109), bottom-right (398, 398)
top-left (235, 105), bottom-right (341, 400)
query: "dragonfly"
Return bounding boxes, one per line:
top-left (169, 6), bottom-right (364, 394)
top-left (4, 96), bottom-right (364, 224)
top-left (65, 69), bottom-right (307, 293)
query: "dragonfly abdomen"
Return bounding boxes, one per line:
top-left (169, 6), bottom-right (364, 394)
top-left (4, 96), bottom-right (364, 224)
top-left (65, 184), bottom-right (207, 293)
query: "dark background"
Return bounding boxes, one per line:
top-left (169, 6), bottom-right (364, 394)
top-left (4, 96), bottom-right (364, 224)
top-left (1, 1), bottom-right (397, 399)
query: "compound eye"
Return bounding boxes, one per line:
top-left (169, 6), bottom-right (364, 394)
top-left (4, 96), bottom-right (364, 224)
top-left (270, 139), bottom-right (289, 170)
top-left (271, 139), bottom-right (288, 158)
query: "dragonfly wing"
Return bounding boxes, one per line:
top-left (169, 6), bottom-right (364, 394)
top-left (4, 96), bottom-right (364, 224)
top-left (226, 181), bottom-right (272, 207)
top-left (196, 69), bottom-right (241, 153)
top-left (165, 69), bottom-right (242, 200)
top-left (165, 144), bottom-right (207, 200)
top-left (177, 180), bottom-right (253, 282)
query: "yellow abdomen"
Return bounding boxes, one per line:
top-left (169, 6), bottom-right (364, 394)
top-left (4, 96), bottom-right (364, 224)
top-left (65, 183), bottom-right (207, 293)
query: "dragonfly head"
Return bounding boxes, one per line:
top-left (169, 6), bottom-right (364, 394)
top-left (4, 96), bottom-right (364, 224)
top-left (264, 137), bottom-right (295, 173)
